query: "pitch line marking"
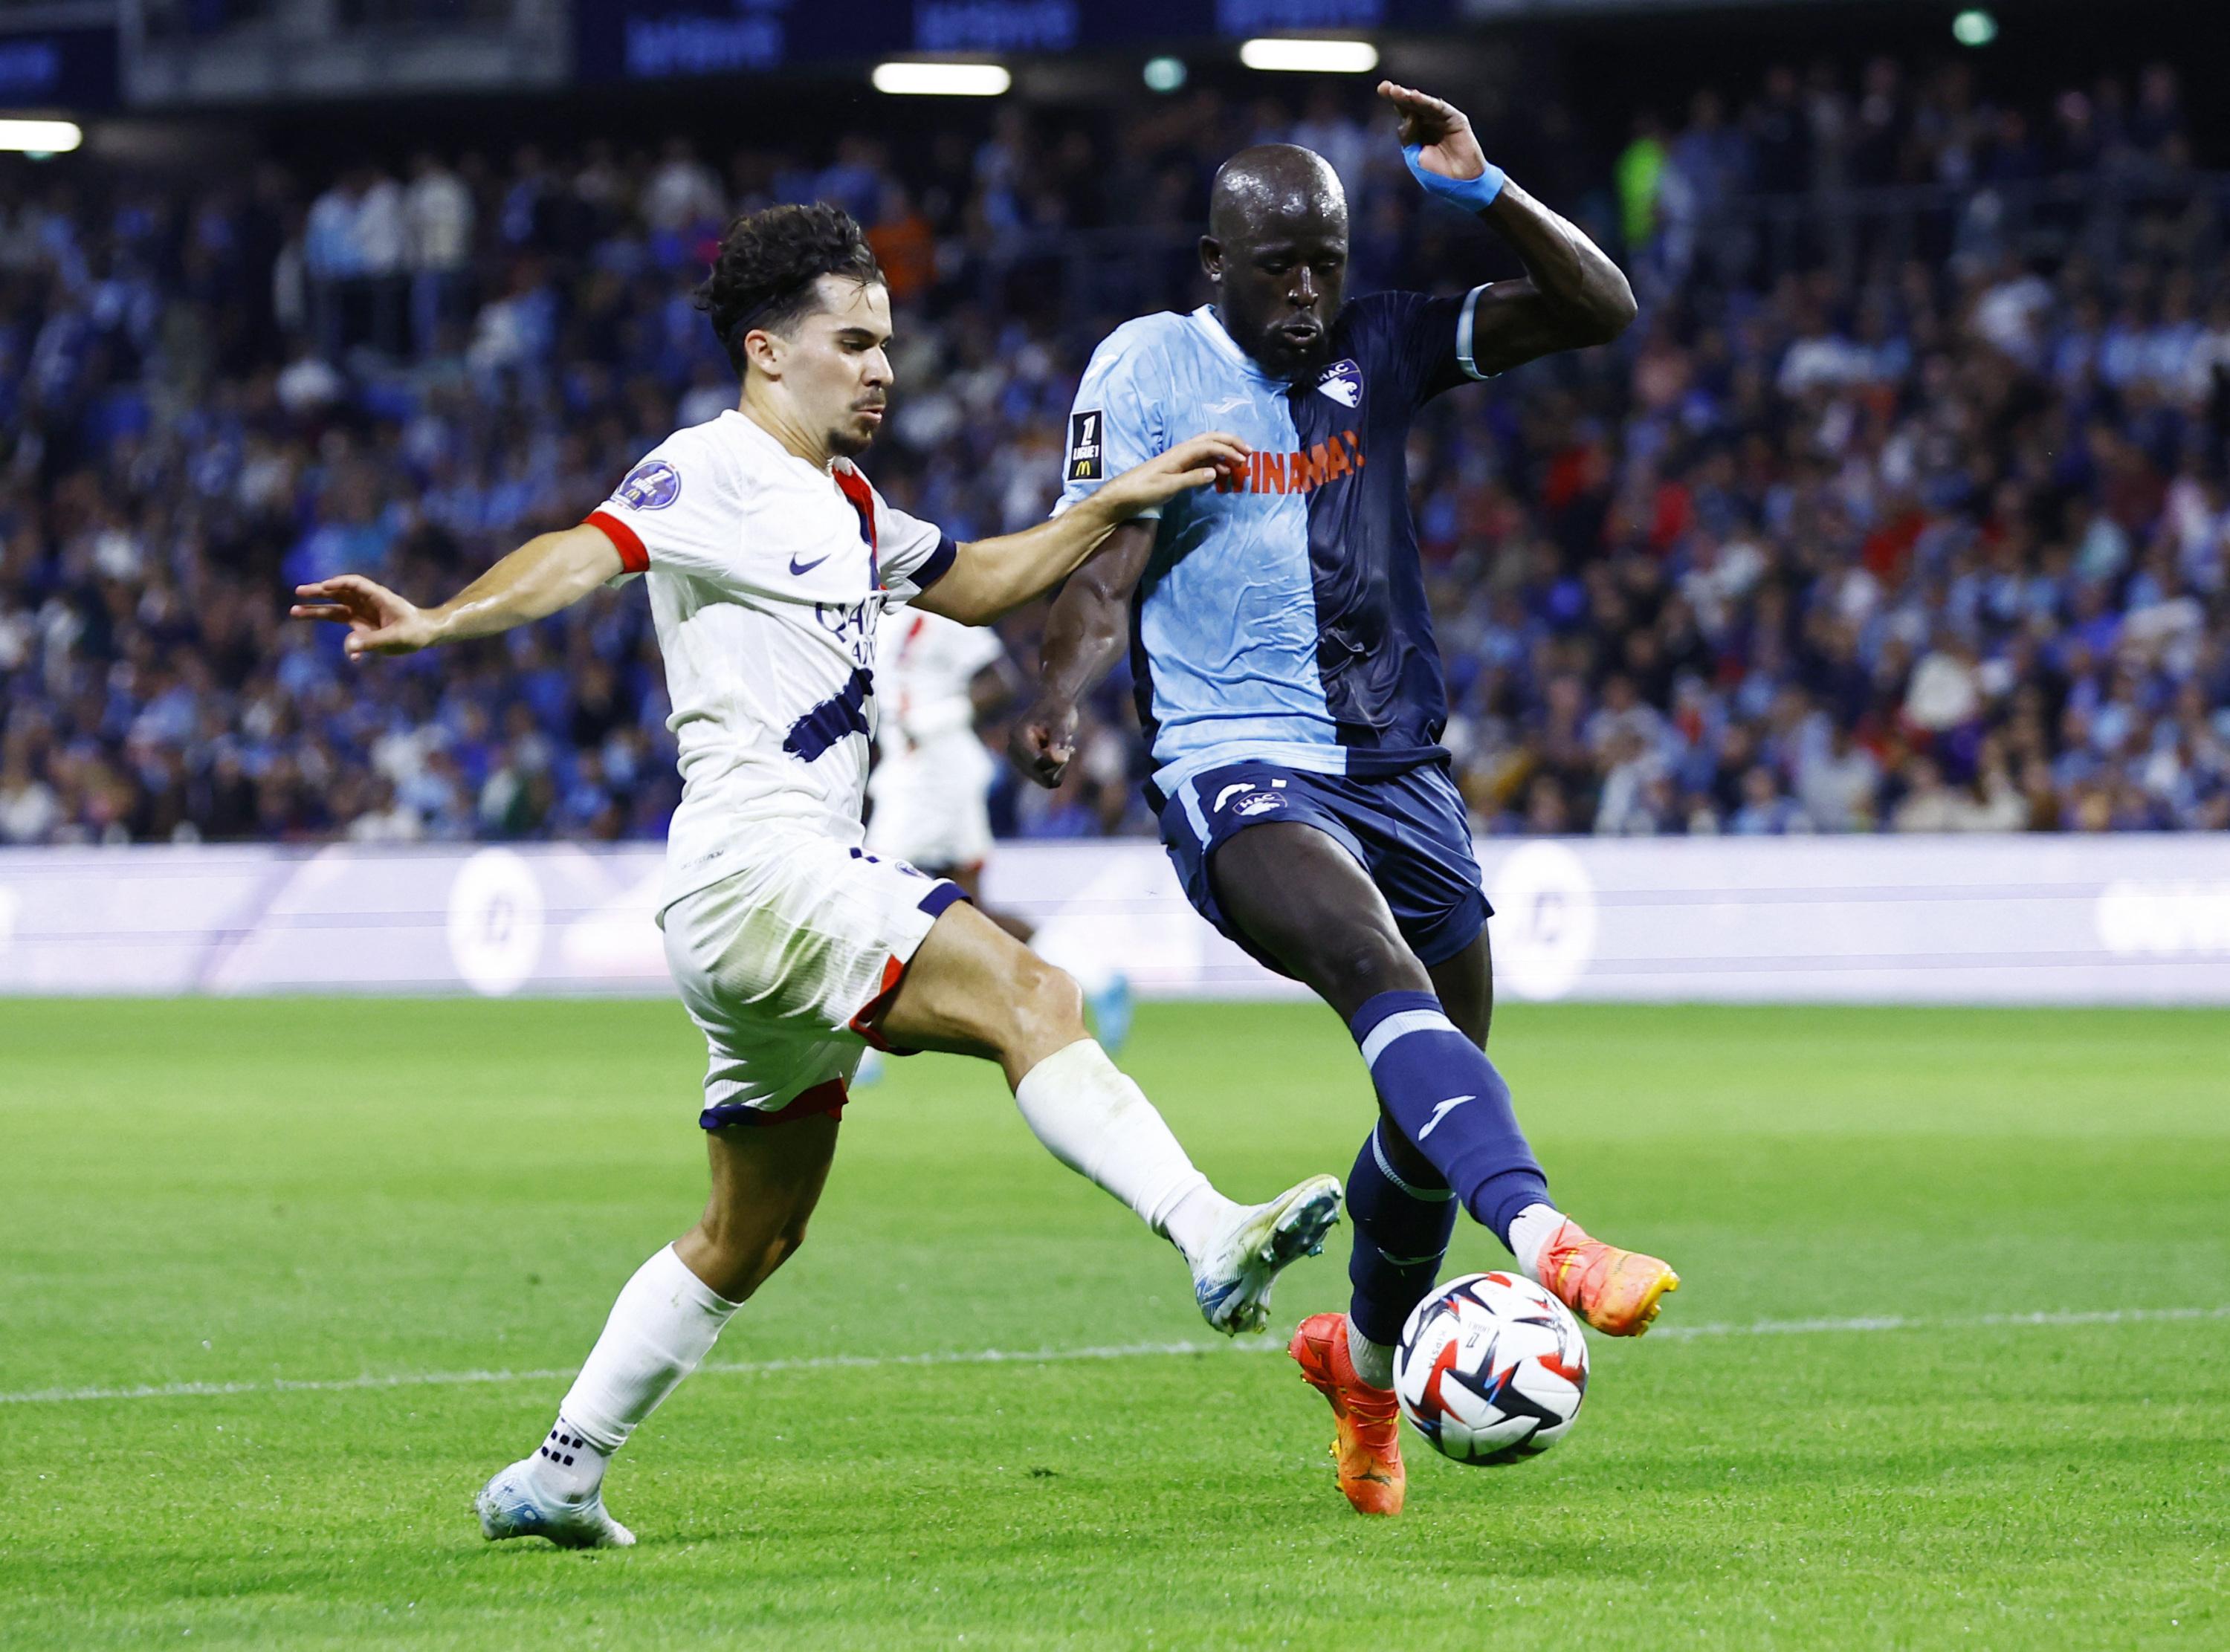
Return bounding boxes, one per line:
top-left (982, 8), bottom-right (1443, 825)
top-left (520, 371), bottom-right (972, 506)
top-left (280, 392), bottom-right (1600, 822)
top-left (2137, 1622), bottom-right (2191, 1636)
top-left (4, 1304), bottom-right (2225, 1408)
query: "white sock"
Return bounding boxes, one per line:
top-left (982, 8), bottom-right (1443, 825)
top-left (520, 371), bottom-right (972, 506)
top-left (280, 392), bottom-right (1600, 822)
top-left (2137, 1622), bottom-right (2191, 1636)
top-left (524, 1416), bottom-right (611, 1503)
top-left (1012, 1038), bottom-right (1237, 1264)
top-left (1507, 1202), bottom-right (1569, 1283)
top-left (526, 1243), bottom-right (740, 1500)
top-left (1160, 1183), bottom-right (1234, 1263)
top-left (1345, 1318), bottom-right (1397, 1390)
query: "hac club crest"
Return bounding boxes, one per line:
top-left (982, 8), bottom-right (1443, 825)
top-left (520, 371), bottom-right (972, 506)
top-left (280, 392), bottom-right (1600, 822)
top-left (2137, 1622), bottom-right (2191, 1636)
top-left (1316, 359), bottom-right (1363, 408)
top-left (616, 459), bottom-right (682, 511)
top-left (1215, 777), bottom-right (1291, 817)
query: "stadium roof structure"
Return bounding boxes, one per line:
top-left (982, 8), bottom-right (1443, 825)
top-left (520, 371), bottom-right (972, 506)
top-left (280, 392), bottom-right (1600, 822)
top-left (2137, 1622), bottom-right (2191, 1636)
top-left (0, 0), bottom-right (2199, 122)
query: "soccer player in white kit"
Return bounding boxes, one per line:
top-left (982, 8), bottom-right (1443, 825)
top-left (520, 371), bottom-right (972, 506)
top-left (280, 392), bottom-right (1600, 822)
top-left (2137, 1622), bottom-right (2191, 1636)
top-left (291, 204), bottom-right (1340, 1549)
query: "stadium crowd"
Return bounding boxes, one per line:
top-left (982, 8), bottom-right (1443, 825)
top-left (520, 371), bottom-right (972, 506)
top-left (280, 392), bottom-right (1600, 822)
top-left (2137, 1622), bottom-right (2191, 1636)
top-left (1, 55), bottom-right (2225, 847)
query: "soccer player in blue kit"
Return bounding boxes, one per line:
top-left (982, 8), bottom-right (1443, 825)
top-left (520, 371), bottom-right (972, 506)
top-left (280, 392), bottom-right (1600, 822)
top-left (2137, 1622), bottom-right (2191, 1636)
top-left (1009, 82), bottom-right (1678, 1516)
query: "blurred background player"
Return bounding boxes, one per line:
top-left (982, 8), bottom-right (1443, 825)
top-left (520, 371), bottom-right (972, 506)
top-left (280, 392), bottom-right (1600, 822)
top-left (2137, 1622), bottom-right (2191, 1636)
top-left (1011, 82), bottom-right (1675, 1517)
top-left (293, 203), bottom-right (1337, 1549)
top-left (866, 605), bottom-right (1133, 1063)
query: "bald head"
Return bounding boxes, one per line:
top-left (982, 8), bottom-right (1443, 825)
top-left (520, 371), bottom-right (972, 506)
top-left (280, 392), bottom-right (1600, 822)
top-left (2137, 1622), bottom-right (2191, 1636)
top-left (1209, 144), bottom-right (1348, 244)
top-left (1201, 143), bottom-right (1349, 380)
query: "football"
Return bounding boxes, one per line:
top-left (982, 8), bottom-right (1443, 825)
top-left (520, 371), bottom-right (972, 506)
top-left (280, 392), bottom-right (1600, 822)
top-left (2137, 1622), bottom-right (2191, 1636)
top-left (1393, 1272), bottom-right (1589, 1465)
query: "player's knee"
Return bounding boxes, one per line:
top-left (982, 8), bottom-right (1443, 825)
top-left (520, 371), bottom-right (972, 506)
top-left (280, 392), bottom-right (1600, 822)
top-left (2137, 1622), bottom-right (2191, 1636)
top-left (769, 1213), bottom-right (812, 1269)
top-left (1316, 931), bottom-right (1427, 1011)
top-left (1005, 951), bottom-right (1085, 1051)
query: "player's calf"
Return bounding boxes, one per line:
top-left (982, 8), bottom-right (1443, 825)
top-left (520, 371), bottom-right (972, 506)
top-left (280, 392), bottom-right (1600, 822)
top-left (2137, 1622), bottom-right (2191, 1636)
top-left (1342, 1121), bottom-right (1457, 1387)
top-left (677, 1176), bottom-right (816, 1303)
top-left (1210, 834), bottom-right (1680, 1330)
top-left (1218, 852), bottom-right (1557, 1273)
top-left (480, 1118), bottom-right (838, 1546)
top-left (881, 903), bottom-right (1341, 1335)
top-left (675, 1106), bottom-right (840, 1300)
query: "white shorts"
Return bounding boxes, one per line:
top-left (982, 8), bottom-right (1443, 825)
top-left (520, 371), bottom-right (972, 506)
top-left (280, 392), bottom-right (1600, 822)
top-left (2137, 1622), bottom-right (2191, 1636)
top-left (866, 734), bottom-right (995, 872)
top-left (659, 834), bottom-right (966, 1128)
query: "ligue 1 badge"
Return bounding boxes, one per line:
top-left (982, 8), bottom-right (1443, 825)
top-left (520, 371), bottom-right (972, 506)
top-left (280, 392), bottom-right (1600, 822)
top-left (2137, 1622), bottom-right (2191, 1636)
top-left (1316, 359), bottom-right (1363, 407)
top-left (617, 459), bottom-right (682, 511)
top-left (1067, 409), bottom-right (1105, 481)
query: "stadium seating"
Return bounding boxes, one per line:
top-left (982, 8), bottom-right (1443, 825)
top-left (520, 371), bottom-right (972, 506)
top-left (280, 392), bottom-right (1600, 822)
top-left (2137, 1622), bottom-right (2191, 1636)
top-left (0, 58), bottom-right (2223, 846)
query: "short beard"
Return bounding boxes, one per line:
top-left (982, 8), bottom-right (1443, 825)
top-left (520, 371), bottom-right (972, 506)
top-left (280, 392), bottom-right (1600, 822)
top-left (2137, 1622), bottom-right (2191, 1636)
top-left (827, 421), bottom-right (876, 459)
top-left (1253, 328), bottom-right (1330, 382)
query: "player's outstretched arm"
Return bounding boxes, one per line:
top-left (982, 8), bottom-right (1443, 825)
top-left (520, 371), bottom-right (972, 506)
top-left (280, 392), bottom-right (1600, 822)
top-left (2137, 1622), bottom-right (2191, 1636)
top-left (915, 434), bottom-right (1245, 627)
top-left (289, 524), bottom-right (624, 658)
top-left (1381, 80), bottom-right (1638, 377)
top-left (1004, 521), bottom-right (1151, 788)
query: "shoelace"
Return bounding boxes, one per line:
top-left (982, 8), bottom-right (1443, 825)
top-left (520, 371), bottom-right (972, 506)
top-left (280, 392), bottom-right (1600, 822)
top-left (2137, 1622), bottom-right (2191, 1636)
top-left (1344, 1391), bottom-right (1400, 1451)
top-left (1545, 1231), bottom-right (1603, 1307)
top-left (1322, 1343), bottom-right (1400, 1443)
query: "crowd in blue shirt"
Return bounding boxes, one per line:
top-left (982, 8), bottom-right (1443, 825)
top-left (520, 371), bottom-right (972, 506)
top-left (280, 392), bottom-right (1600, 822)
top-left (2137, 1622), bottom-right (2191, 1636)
top-left (0, 56), bottom-right (2222, 846)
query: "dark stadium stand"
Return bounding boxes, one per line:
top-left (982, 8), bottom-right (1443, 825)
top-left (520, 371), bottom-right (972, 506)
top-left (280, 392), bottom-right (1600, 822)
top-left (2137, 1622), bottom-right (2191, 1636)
top-left (1, 56), bottom-right (2224, 846)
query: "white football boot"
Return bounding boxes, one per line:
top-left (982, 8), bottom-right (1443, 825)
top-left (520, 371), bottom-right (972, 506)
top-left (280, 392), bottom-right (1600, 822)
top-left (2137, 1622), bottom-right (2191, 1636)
top-left (1192, 1173), bottom-right (1342, 1335)
top-left (474, 1460), bottom-right (636, 1549)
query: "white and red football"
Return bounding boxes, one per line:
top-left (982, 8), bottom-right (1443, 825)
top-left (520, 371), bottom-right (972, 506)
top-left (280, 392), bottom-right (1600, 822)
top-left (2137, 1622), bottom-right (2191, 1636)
top-left (1392, 1271), bottom-right (1589, 1465)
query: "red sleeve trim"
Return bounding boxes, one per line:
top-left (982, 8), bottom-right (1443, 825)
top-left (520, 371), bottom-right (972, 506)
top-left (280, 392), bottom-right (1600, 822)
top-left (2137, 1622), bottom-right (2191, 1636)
top-left (584, 509), bottom-right (649, 574)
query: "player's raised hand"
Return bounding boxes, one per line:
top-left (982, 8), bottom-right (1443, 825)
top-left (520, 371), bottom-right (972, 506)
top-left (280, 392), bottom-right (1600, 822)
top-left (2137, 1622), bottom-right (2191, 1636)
top-left (1008, 695), bottom-right (1081, 788)
top-left (1099, 433), bottom-right (1252, 515)
top-left (1378, 81), bottom-right (1490, 184)
top-left (290, 574), bottom-right (439, 658)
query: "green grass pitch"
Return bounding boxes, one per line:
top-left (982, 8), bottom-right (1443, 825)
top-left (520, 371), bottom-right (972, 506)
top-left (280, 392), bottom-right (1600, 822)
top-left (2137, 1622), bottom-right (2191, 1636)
top-left (1, 997), bottom-right (2224, 1649)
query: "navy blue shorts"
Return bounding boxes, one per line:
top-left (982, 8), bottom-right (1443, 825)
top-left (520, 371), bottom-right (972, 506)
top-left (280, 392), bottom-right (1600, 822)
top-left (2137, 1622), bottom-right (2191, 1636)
top-left (1158, 759), bottom-right (1492, 977)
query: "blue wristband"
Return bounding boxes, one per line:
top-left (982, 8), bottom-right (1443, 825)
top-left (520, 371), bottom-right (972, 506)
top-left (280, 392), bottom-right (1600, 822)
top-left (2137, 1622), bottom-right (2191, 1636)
top-left (1403, 143), bottom-right (1506, 212)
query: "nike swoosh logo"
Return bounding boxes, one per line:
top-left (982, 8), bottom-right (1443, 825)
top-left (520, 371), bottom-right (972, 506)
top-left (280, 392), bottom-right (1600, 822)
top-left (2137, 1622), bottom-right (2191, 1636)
top-left (1206, 395), bottom-right (1248, 415)
top-left (1417, 1095), bottom-right (1475, 1140)
top-left (788, 551), bottom-right (833, 575)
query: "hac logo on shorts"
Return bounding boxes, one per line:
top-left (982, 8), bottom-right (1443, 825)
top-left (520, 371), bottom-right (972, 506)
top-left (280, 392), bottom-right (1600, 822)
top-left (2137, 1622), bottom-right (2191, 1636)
top-left (1215, 777), bottom-right (1290, 815)
top-left (616, 459), bottom-right (682, 511)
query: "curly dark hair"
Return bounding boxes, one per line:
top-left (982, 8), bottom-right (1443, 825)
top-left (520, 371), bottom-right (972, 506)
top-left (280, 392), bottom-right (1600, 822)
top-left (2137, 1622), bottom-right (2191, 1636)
top-left (694, 202), bottom-right (885, 375)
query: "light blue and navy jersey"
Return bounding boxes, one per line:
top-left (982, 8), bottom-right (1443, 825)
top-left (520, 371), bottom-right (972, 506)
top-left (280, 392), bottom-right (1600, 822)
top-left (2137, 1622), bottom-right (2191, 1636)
top-left (1058, 293), bottom-right (1493, 805)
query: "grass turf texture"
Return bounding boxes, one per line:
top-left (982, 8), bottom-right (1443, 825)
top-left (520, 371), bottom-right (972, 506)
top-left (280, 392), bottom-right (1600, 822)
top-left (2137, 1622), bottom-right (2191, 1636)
top-left (1, 999), bottom-right (2224, 1651)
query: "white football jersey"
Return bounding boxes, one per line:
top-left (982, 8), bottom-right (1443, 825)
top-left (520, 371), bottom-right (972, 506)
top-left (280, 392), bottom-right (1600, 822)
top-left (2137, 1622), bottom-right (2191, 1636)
top-left (584, 408), bottom-right (955, 909)
top-left (873, 606), bottom-right (1006, 751)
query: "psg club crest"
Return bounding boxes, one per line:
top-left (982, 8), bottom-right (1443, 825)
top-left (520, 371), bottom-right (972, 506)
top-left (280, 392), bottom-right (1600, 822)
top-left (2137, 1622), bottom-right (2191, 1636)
top-left (617, 459), bottom-right (682, 511)
top-left (1316, 359), bottom-right (1363, 407)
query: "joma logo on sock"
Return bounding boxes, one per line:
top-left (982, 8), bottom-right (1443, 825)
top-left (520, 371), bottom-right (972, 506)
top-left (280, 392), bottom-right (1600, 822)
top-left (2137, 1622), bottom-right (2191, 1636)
top-left (1418, 1095), bottom-right (1476, 1139)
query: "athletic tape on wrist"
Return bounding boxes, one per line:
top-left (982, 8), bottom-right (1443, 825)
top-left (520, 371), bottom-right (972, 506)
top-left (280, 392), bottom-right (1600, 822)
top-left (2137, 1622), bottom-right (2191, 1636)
top-left (1403, 143), bottom-right (1507, 211)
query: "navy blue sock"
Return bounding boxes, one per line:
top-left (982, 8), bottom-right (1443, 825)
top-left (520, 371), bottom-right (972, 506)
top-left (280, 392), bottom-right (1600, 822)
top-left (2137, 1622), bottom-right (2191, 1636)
top-left (1348, 990), bottom-right (1553, 1247)
top-left (1345, 1122), bottom-right (1458, 1350)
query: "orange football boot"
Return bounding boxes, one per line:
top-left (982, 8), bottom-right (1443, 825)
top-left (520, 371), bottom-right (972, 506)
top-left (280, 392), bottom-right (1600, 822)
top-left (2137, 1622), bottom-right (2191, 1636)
top-left (1536, 1218), bottom-right (1680, 1336)
top-left (1288, 1312), bottom-right (1404, 1516)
